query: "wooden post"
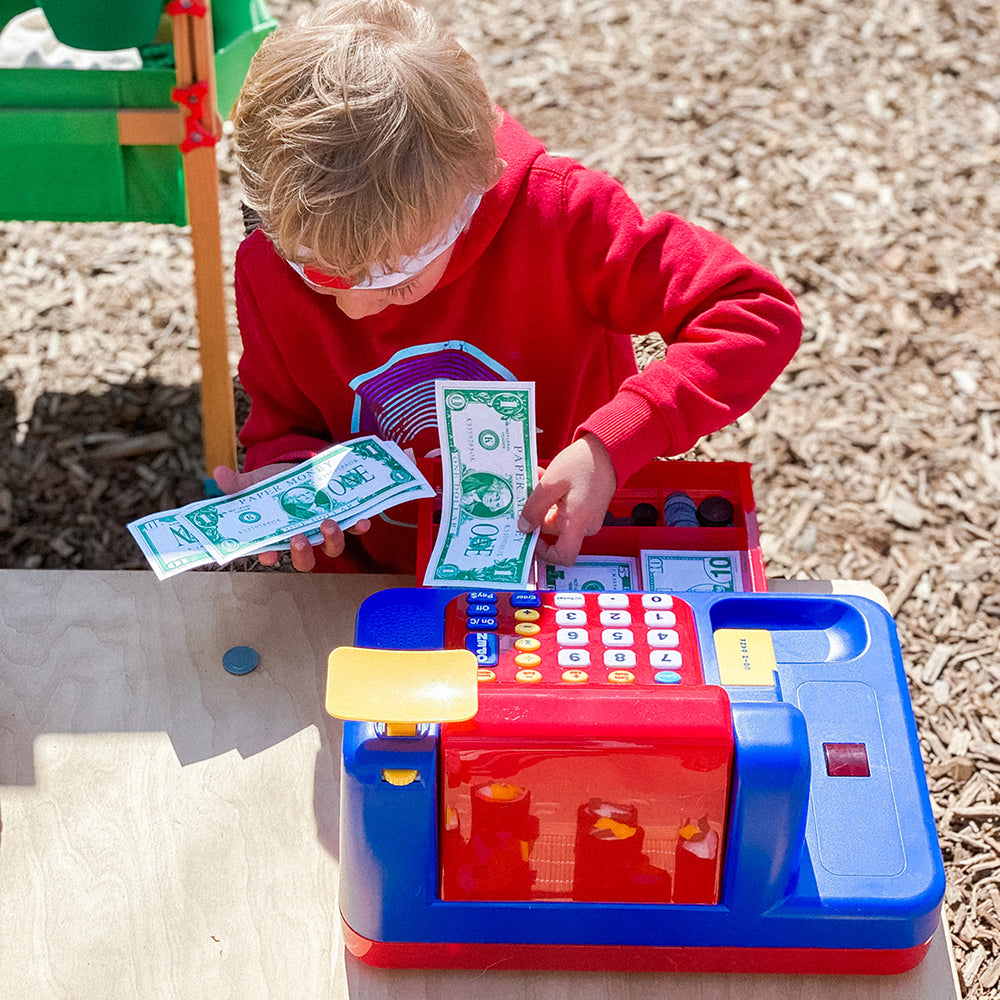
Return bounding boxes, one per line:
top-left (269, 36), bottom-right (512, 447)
top-left (172, 1), bottom-right (237, 482)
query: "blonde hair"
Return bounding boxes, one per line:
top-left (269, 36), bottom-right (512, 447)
top-left (234, 0), bottom-right (499, 283)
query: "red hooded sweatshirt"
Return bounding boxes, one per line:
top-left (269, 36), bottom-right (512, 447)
top-left (234, 112), bottom-right (801, 572)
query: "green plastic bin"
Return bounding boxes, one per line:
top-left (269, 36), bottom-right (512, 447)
top-left (0, 0), bottom-right (275, 225)
top-left (40, 0), bottom-right (165, 51)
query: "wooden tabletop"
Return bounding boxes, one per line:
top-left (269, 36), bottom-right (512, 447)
top-left (0, 570), bottom-right (960, 999)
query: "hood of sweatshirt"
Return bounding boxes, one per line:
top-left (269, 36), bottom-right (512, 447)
top-left (434, 111), bottom-right (547, 288)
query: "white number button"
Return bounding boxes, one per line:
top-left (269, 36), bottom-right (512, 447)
top-left (556, 608), bottom-right (588, 626)
top-left (599, 609), bottom-right (632, 626)
top-left (642, 594), bottom-right (674, 609)
top-left (602, 628), bottom-right (634, 647)
top-left (644, 610), bottom-right (676, 627)
top-left (558, 648), bottom-right (591, 667)
top-left (650, 649), bottom-right (682, 668)
top-left (604, 649), bottom-right (637, 668)
top-left (557, 628), bottom-right (589, 647)
top-left (647, 629), bottom-right (680, 648)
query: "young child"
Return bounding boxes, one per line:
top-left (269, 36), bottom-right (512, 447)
top-left (216, 0), bottom-right (801, 573)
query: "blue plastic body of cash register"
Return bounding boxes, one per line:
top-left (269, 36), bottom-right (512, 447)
top-left (332, 586), bottom-right (945, 974)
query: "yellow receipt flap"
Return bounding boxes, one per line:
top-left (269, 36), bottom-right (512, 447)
top-left (326, 646), bottom-right (479, 724)
top-left (714, 629), bottom-right (778, 687)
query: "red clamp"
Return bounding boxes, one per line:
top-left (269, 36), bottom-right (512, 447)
top-left (165, 0), bottom-right (208, 17)
top-left (171, 80), bottom-right (209, 119)
top-left (179, 114), bottom-right (219, 152)
top-left (170, 80), bottom-right (219, 152)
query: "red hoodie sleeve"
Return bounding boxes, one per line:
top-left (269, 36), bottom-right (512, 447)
top-left (559, 164), bottom-right (802, 484)
top-left (234, 239), bottom-right (333, 471)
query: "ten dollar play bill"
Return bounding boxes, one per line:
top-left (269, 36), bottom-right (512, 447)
top-left (641, 549), bottom-right (748, 592)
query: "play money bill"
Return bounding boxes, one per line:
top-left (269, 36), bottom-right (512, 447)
top-left (128, 508), bottom-right (216, 580)
top-left (543, 555), bottom-right (638, 592)
top-left (182, 436), bottom-right (432, 564)
top-left (128, 436), bottom-right (432, 575)
top-left (423, 381), bottom-right (539, 589)
top-left (130, 505), bottom-right (341, 579)
top-left (641, 549), bottom-right (747, 593)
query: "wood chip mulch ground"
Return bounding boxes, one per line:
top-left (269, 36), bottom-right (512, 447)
top-left (1, 0), bottom-right (997, 994)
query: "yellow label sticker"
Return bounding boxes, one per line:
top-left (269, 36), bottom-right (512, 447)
top-left (714, 628), bottom-right (777, 687)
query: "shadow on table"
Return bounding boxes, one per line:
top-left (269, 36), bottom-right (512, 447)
top-left (0, 569), bottom-right (406, 862)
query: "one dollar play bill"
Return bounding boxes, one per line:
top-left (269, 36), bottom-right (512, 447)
top-left (127, 510), bottom-right (216, 579)
top-left (129, 436), bottom-right (432, 577)
top-left (543, 555), bottom-right (639, 592)
top-left (423, 381), bottom-right (539, 589)
top-left (641, 549), bottom-right (748, 592)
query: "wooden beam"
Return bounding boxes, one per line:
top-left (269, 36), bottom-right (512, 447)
top-left (117, 108), bottom-right (187, 146)
top-left (172, 0), bottom-right (238, 477)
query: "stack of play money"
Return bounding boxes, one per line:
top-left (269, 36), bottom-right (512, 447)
top-left (128, 435), bottom-right (433, 579)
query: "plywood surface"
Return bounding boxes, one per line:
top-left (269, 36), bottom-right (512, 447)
top-left (0, 571), bottom-right (959, 999)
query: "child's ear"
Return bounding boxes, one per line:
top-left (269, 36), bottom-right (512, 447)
top-left (485, 157), bottom-right (508, 191)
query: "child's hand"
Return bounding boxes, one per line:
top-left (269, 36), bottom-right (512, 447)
top-left (516, 434), bottom-right (617, 566)
top-left (212, 464), bottom-right (371, 572)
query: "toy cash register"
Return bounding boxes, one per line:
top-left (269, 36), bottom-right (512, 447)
top-left (325, 462), bottom-right (945, 974)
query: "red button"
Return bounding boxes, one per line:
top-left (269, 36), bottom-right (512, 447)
top-left (823, 742), bottom-right (870, 777)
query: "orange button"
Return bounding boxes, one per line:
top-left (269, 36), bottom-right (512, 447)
top-left (514, 653), bottom-right (542, 668)
top-left (561, 669), bottom-right (589, 684)
top-left (514, 637), bottom-right (541, 652)
top-left (515, 668), bottom-right (543, 684)
top-left (514, 622), bottom-right (541, 636)
top-left (607, 669), bottom-right (636, 685)
top-left (514, 608), bottom-right (541, 622)
top-left (477, 668), bottom-right (497, 683)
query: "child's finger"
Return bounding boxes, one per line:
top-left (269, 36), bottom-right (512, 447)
top-left (540, 503), bottom-right (564, 533)
top-left (536, 525), bottom-right (587, 566)
top-left (318, 519), bottom-right (347, 558)
top-left (518, 480), bottom-right (562, 532)
top-left (346, 518), bottom-right (371, 535)
top-left (289, 533), bottom-right (318, 572)
top-left (212, 465), bottom-right (241, 494)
